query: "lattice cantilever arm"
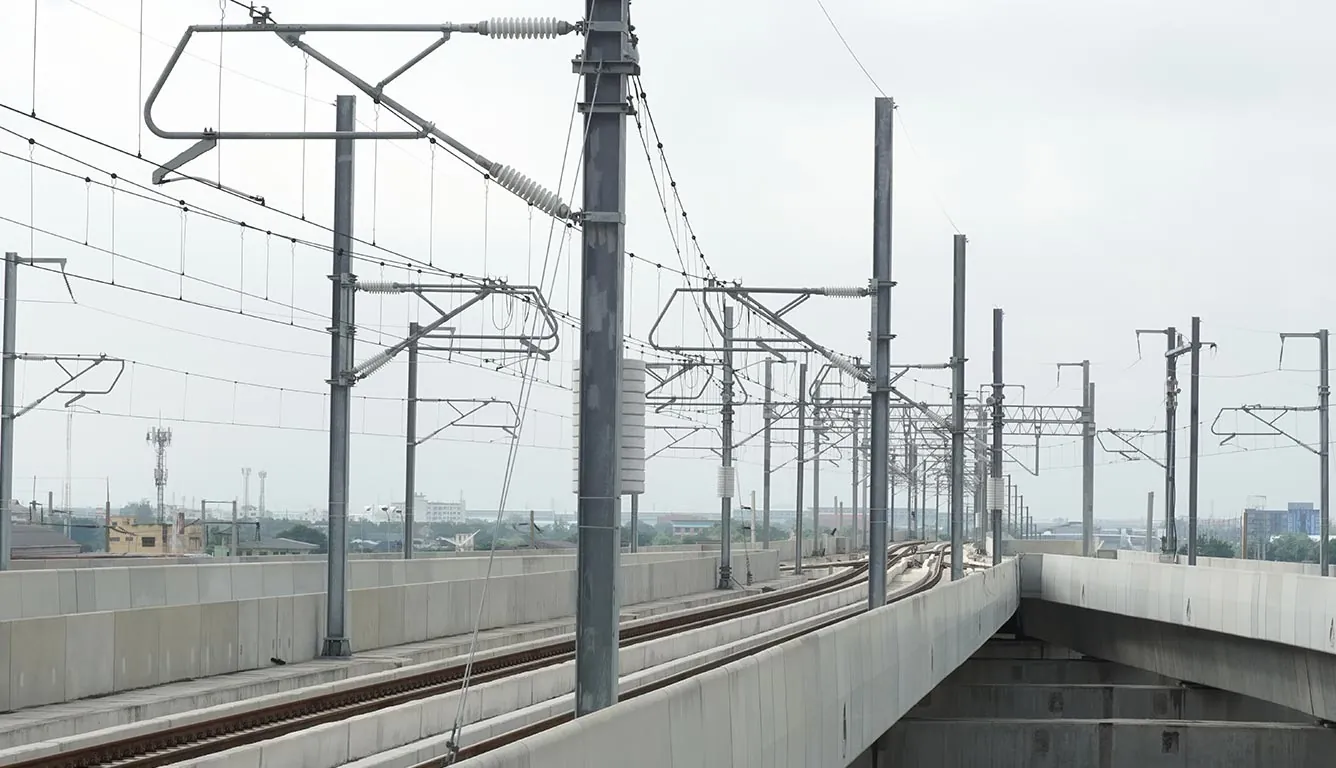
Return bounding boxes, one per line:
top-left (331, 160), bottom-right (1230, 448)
top-left (13, 354), bottom-right (125, 417)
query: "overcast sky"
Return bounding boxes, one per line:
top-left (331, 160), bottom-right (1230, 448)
top-left (0, 0), bottom-right (1332, 527)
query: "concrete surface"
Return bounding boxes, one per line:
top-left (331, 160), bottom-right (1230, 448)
top-left (1020, 553), bottom-right (1336, 722)
top-left (878, 718), bottom-right (1336, 767)
top-left (18, 569), bottom-right (876, 768)
top-left (0, 552), bottom-right (762, 711)
top-left (911, 684), bottom-right (1314, 722)
top-left (451, 559), bottom-right (1018, 768)
top-left (0, 549), bottom-right (752, 619)
top-left (1117, 548), bottom-right (1335, 577)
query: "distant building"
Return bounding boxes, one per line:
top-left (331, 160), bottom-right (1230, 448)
top-left (1245, 501), bottom-right (1319, 539)
top-left (106, 515), bottom-right (206, 555)
top-left (665, 517), bottom-right (716, 537)
top-left (394, 494), bottom-right (468, 524)
top-left (10, 524), bottom-right (80, 558)
top-left (235, 537), bottom-right (320, 556)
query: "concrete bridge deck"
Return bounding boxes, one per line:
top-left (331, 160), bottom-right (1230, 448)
top-left (460, 552), bottom-right (1336, 767)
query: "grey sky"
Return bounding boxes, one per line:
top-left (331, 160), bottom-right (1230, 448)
top-left (0, 0), bottom-right (1331, 524)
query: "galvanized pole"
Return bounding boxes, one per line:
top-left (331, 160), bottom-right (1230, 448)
top-left (762, 360), bottom-right (773, 550)
top-left (0, 253), bottom-right (16, 571)
top-left (402, 322), bottom-right (419, 560)
top-left (1321, 330), bottom-right (1331, 576)
top-left (795, 362), bottom-right (808, 576)
top-left (1146, 491), bottom-right (1155, 552)
top-left (718, 305), bottom-right (735, 589)
top-left (629, 494), bottom-right (639, 554)
top-left (1187, 316), bottom-right (1201, 565)
top-left (1164, 328), bottom-right (1180, 556)
top-left (851, 417), bottom-right (860, 551)
top-left (989, 308), bottom-right (1005, 565)
top-left (974, 408), bottom-right (986, 548)
top-left (812, 381), bottom-right (822, 557)
top-left (950, 238), bottom-right (966, 578)
top-left (868, 96), bottom-right (893, 608)
top-left (574, 0), bottom-right (632, 717)
top-left (231, 500), bottom-right (239, 557)
top-left (1080, 361), bottom-right (1094, 557)
top-left (321, 94), bottom-right (357, 658)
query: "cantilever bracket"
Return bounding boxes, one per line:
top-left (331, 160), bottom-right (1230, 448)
top-left (13, 354), bottom-right (125, 418)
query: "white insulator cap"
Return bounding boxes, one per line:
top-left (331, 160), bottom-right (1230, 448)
top-left (357, 281), bottom-right (407, 294)
top-left (351, 349), bottom-right (395, 380)
top-left (483, 17), bottom-right (574, 39)
top-left (716, 465), bottom-right (737, 498)
top-left (830, 354), bottom-right (864, 380)
top-left (490, 164), bottom-right (572, 219)
top-left (822, 286), bottom-right (868, 298)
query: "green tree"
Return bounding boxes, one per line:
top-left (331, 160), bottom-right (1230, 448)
top-left (276, 524), bottom-right (328, 553)
top-left (1177, 535), bottom-right (1236, 558)
top-left (120, 500), bottom-right (154, 523)
top-left (1267, 532), bottom-right (1317, 563)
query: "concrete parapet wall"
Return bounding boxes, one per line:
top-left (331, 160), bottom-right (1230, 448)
top-left (0, 553), bottom-right (737, 712)
top-left (0, 550), bottom-right (721, 619)
top-left (1002, 539), bottom-right (1088, 557)
top-left (1116, 548), bottom-right (1334, 576)
top-left (1024, 554), bottom-right (1336, 658)
top-left (1021, 553), bottom-right (1336, 722)
top-left (9, 544), bottom-right (706, 570)
top-left (469, 559), bottom-right (1020, 768)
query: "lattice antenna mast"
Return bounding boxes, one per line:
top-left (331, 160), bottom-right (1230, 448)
top-left (146, 426), bottom-right (173, 523)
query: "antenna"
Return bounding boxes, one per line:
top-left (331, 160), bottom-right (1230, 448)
top-left (145, 425), bottom-right (173, 524)
top-left (257, 470), bottom-right (268, 518)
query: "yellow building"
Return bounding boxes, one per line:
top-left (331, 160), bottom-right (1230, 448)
top-left (107, 515), bottom-right (206, 555)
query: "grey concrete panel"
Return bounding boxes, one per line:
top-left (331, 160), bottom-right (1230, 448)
top-left (0, 621), bottom-right (10, 711)
top-left (884, 718), bottom-right (1336, 767)
top-left (10, 617), bottom-right (65, 709)
top-left (112, 606), bottom-right (161, 691)
top-left (63, 612), bottom-right (114, 700)
top-left (17, 571), bottom-right (60, 619)
top-left (56, 570), bottom-right (76, 615)
top-left (90, 568), bottom-right (131, 611)
top-left (196, 564), bottom-right (235, 603)
top-left (236, 598), bottom-right (260, 672)
top-left (0, 576), bottom-right (22, 621)
top-left (1020, 597), bottom-right (1336, 723)
top-left (948, 657), bottom-right (1169, 686)
top-left (165, 567), bottom-right (200, 606)
top-left (127, 567), bottom-right (167, 609)
top-left (912, 683), bottom-right (1314, 722)
top-left (157, 604), bottom-right (202, 684)
top-left (199, 600), bottom-right (240, 677)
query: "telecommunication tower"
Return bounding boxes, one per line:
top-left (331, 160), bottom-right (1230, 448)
top-left (241, 467), bottom-right (252, 517)
top-left (145, 426), bottom-right (172, 523)
top-left (257, 470), bottom-right (268, 518)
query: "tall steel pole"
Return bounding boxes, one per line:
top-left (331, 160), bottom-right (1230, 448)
top-left (1146, 491), bottom-right (1155, 552)
top-left (867, 96), bottom-right (893, 608)
top-left (811, 381), bottom-right (822, 557)
top-left (762, 360), bottom-right (773, 550)
top-left (989, 308), bottom-right (1005, 565)
top-left (322, 95), bottom-right (356, 657)
top-left (629, 494), bottom-right (639, 554)
top-left (1164, 327), bottom-right (1180, 555)
top-left (795, 362), bottom-right (808, 576)
top-left (574, 0), bottom-right (632, 717)
top-left (1322, 330), bottom-right (1331, 576)
top-left (1081, 362), bottom-right (1094, 556)
top-left (402, 321), bottom-right (419, 560)
top-left (0, 253), bottom-right (17, 571)
top-left (1187, 316), bottom-right (1201, 565)
top-left (851, 417), bottom-right (860, 551)
top-left (974, 408), bottom-right (986, 547)
top-left (949, 234), bottom-right (966, 579)
top-left (718, 305), bottom-right (735, 589)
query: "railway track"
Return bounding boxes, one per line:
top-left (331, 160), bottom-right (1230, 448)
top-left (14, 542), bottom-right (923, 768)
top-left (434, 541), bottom-right (954, 766)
